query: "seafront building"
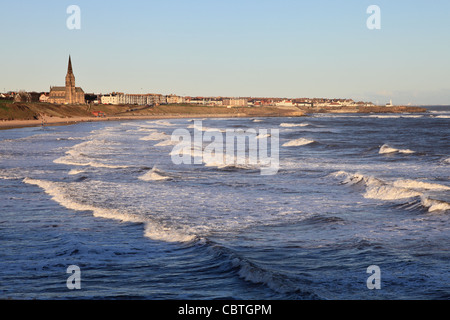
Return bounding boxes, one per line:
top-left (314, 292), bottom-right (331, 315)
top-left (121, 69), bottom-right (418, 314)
top-left (101, 93), bottom-right (166, 106)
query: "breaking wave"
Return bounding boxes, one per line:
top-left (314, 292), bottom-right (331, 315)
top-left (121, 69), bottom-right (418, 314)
top-left (283, 138), bottom-right (315, 147)
top-left (280, 123), bottom-right (310, 128)
top-left (379, 144), bottom-right (415, 154)
top-left (200, 241), bottom-right (320, 298)
top-left (53, 139), bottom-right (130, 169)
top-left (257, 133), bottom-right (271, 139)
top-left (23, 177), bottom-right (196, 243)
top-left (421, 197), bottom-right (450, 212)
top-left (148, 120), bottom-right (175, 126)
top-left (331, 171), bottom-right (450, 213)
top-left (68, 169), bottom-right (86, 175)
top-left (202, 152), bottom-right (260, 171)
top-left (139, 166), bottom-right (172, 181)
top-left (55, 158), bottom-right (129, 169)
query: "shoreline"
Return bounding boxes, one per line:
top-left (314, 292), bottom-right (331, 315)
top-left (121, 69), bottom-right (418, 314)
top-left (0, 104), bottom-right (429, 131)
top-left (0, 112), bottom-right (292, 130)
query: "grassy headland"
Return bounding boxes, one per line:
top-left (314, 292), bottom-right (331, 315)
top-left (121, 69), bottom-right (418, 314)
top-left (0, 100), bottom-right (427, 130)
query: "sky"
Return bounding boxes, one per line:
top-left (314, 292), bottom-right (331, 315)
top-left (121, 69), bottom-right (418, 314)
top-left (1, 0), bottom-right (450, 105)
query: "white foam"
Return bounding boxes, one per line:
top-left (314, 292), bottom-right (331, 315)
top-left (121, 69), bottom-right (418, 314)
top-left (53, 138), bottom-right (130, 169)
top-left (379, 144), bottom-right (415, 154)
top-left (169, 143), bottom-right (203, 158)
top-left (332, 171), bottom-right (450, 209)
top-left (139, 166), bottom-right (171, 181)
top-left (401, 115), bottom-right (423, 118)
top-left (282, 138), bottom-right (315, 147)
top-left (139, 131), bottom-right (170, 141)
top-left (280, 123), bottom-right (310, 127)
top-left (421, 197), bottom-right (450, 213)
top-left (23, 177), bottom-right (196, 243)
top-left (68, 169), bottom-right (86, 175)
top-left (369, 115), bottom-right (401, 119)
top-left (364, 184), bottom-right (421, 200)
top-left (144, 224), bottom-right (196, 243)
top-left (435, 115), bottom-right (450, 119)
top-left (392, 179), bottom-right (450, 191)
top-left (56, 137), bottom-right (85, 141)
top-left (23, 178), bottom-right (141, 222)
top-left (148, 120), bottom-right (175, 126)
top-left (54, 157), bottom-right (129, 169)
top-left (257, 133), bottom-right (271, 139)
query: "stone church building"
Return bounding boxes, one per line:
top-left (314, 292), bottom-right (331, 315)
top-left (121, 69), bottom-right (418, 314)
top-left (48, 56), bottom-right (85, 104)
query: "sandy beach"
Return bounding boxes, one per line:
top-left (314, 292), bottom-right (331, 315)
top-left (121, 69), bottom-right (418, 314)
top-left (0, 103), bottom-right (307, 130)
top-left (0, 113), bottom-right (295, 130)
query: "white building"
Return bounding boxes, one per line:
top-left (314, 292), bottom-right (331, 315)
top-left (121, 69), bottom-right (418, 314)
top-left (101, 95), bottom-right (119, 105)
top-left (101, 93), bottom-right (167, 106)
top-left (166, 94), bottom-right (185, 104)
top-left (39, 93), bottom-right (49, 103)
top-left (275, 100), bottom-right (294, 107)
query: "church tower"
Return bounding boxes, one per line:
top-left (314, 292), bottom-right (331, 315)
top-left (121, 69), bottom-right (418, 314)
top-left (65, 55), bottom-right (76, 104)
top-left (48, 55), bottom-right (85, 105)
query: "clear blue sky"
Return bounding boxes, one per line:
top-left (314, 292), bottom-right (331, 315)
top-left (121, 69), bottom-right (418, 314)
top-left (1, 0), bottom-right (450, 105)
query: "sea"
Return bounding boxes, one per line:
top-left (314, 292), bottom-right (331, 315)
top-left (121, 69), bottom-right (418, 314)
top-left (0, 106), bottom-right (449, 300)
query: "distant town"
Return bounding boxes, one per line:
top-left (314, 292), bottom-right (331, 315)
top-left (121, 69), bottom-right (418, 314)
top-left (1, 91), bottom-right (387, 108)
top-left (1, 55), bottom-right (390, 109)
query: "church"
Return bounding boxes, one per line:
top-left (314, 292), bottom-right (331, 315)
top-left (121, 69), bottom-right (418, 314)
top-left (48, 56), bottom-right (85, 104)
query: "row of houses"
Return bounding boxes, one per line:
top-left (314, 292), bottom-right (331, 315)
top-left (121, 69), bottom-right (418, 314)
top-left (2, 91), bottom-right (377, 108)
top-left (100, 93), bottom-right (166, 106)
top-left (99, 94), bottom-right (250, 107)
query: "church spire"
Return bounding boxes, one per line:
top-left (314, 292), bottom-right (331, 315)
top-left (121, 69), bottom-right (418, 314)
top-left (67, 55), bottom-right (73, 74)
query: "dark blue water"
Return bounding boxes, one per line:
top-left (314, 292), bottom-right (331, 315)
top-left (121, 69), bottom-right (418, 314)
top-left (1, 108), bottom-right (449, 299)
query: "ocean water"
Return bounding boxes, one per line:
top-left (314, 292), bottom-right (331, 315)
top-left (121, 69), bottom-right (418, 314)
top-left (0, 107), bottom-right (449, 300)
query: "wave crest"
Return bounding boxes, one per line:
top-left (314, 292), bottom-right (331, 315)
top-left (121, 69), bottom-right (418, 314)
top-left (379, 144), bottom-right (415, 154)
top-left (331, 171), bottom-right (450, 212)
top-left (139, 166), bottom-right (172, 181)
top-left (23, 177), bottom-right (196, 243)
top-left (280, 123), bottom-right (310, 128)
top-left (283, 138), bottom-right (315, 147)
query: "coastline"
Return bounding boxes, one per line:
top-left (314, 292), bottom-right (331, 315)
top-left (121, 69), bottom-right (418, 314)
top-left (0, 103), bottom-right (428, 131)
top-left (0, 112), bottom-right (304, 131)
